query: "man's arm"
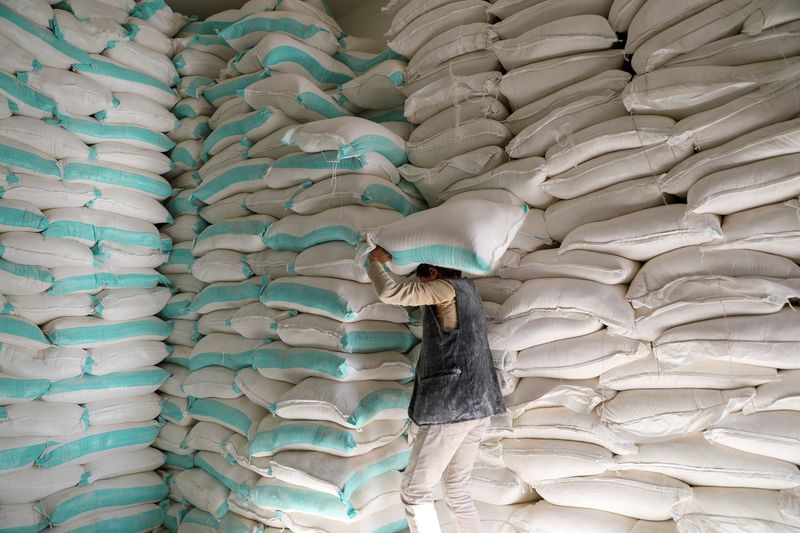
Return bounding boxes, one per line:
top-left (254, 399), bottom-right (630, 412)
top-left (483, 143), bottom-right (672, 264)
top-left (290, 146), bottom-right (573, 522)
top-left (366, 249), bottom-right (455, 306)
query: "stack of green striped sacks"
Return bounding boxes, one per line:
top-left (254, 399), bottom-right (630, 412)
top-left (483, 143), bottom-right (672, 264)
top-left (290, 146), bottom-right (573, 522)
top-left (146, 0), bottom-right (433, 532)
top-left (383, 0), bottom-right (800, 532)
top-left (0, 0), bottom-right (201, 531)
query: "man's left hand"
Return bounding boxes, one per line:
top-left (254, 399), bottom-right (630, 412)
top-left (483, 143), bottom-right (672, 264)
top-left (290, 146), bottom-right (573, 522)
top-left (369, 246), bottom-right (392, 264)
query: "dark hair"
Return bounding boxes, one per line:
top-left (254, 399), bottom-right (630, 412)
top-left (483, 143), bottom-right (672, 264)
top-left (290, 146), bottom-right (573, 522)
top-left (416, 263), bottom-right (462, 279)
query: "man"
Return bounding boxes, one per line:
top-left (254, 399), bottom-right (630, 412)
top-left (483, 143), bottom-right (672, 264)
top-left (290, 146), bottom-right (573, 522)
top-left (367, 246), bottom-right (506, 533)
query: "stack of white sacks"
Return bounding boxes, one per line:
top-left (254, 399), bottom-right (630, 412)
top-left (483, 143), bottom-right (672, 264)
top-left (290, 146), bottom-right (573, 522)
top-left (149, 1), bottom-right (427, 532)
top-left (0, 0), bottom-right (195, 531)
top-left (382, 0), bottom-right (800, 531)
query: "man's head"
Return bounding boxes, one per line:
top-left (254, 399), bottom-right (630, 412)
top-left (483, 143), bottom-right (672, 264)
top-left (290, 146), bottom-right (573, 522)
top-left (416, 264), bottom-right (462, 283)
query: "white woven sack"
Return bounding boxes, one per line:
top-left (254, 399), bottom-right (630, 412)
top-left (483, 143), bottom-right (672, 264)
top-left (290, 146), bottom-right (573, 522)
top-left (89, 341), bottom-right (169, 376)
top-left (385, 0), bottom-right (455, 38)
top-left (407, 119), bottom-right (511, 168)
top-left (282, 117), bottom-right (407, 167)
top-left (501, 438), bottom-right (613, 484)
top-left (625, 0), bottom-right (720, 54)
top-left (599, 388), bottom-right (754, 442)
top-left (608, 0), bottom-right (647, 32)
top-left (50, 10), bottom-right (126, 54)
top-left (0, 401), bottom-right (85, 437)
top-left (252, 341), bottom-right (413, 383)
top-left (364, 198), bottom-right (526, 275)
top-left (535, 471), bottom-right (691, 521)
top-left (236, 33), bottom-right (352, 88)
top-left (670, 78), bottom-right (800, 151)
top-left (276, 314), bottom-right (418, 354)
top-left (249, 416), bottom-right (407, 457)
top-left (209, 97), bottom-right (254, 131)
top-left (84, 394), bottom-right (162, 426)
top-left (687, 152), bottom-right (800, 215)
top-left (512, 407), bottom-right (636, 455)
top-left (102, 40), bottom-right (178, 87)
top-left (493, 15), bottom-right (618, 71)
top-left (6, 294), bottom-right (91, 325)
top-left (599, 356), bottom-right (778, 391)
top-left (183, 367), bottom-right (241, 399)
top-left (269, 436), bottom-right (409, 500)
top-left (200, 194), bottom-right (254, 226)
top-left (0, 503), bottom-right (45, 532)
top-left (630, 0), bottom-right (768, 73)
top-left (705, 411), bottom-right (800, 464)
top-left (703, 201), bottom-right (800, 262)
top-left (387, 0), bottom-right (490, 58)
top-left (97, 287), bottom-right (171, 321)
top-left (219, 11), bottom-right (339, 54)
top-left (399, 146), bottom-right (507, 206)
top-left (91, 142), bottom-right (173, 176)
top-left (406, 22), bottom-right (497, 79)
top-left (17, 67), bottom-right (112, 115)
top-left (744, 369), bottom-right (800, 414)
top-left (174, 49), bottom-right (227, 79)
top-left (654, 309), bottom-right (800, 369)
top-left (743, 0), bottom-right (800, 34)
top-left (174, 469), bottom-right (229, 519)
top-left (0, 232), bottom-right (95, 267)
top-left (497, 278), bottom-right (634, 332)
top-left (0, 465), bottom-right (84, 504)
top-left (503, 376), bottom-right (616, 417)
top-left (271, 378), bottom-right (411, 428)
top-left (545, 115), bottom-right (674, 176)
top-left (666, 19), bottom-right (800, 67)
top-left (408, 97), bottom-right (509, 145)
top-left (267, 206), bottom-right (402, 252)
top-left (623, 59), bottom-right (800, 120)
top-left (266, 151), bottom-right (399, 189)
top-left (242, 74), bottom-right (351, 123)
top-left (498, 249), bottom-right (639, 285)
top-left (510, 99), bottom-right (629, 161)
top-left (0, 116), bottom-right (90, 159)
top-left (545, 176), bottom-right (664, 242)
top-left (615, 434), bottom-right (800, 489)
top-left (507, 501), bottom-right (657, 533)
top-left (672, 486), bottom-right (800, 533)
top-left (189, 396), bottom-right (266, 438)
top-left (505, 69), bottom-right (630, 136)
top-left (1, 0), bottom-right (52, 30)
top-left (492, 0), bottom-right (615, 39)
top-left (234, 368), bottom-right (294, 409)
top-left (560, 204), bottom-right (721, 261)
top-left (403, 48), bottom-right (501, 97)
top-left (403, 71), bottom-right (503, 125)
top-left (488, 313), bottom-right (604, 352)
top-left (542, 139), bottom-right (693, 199)
top-left (631, 278), bottom-right (800, 342)
top-left (0, 343), bottom-right (86, 380)
top-left (440, 157), bottom-right (550, 207)
top-left (627, 247), bottom-right (800, 308)
top-left (340, 60), bottom-right (406, 110)
top-left (290, 242), bottom-right (367, 283)
top-left (262, 276), bottom-right (410, 323)
top-left (468, 468), bottom-right (535, 506)
top-left (513, 330), bottom-right (649, 379)
top-left (659, 117), bottom-right (800, 196)
top-left (0, 33), bottom-right (36, 74)
top-left (191, 250), bottom-right (250, 283)
top-left (500, 50), bottom-right (625, 110)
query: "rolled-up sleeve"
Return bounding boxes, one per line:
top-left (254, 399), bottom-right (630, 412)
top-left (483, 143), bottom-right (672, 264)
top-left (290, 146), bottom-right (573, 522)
top-left (367, 260), bottom-right (456, 306)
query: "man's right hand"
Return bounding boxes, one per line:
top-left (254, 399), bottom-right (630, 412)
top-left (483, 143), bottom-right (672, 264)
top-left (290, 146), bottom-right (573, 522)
top-left (369, 246), bottom-right (392, 264)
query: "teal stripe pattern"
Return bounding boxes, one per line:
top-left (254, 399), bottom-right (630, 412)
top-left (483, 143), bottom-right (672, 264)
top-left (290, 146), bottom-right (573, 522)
top-left (63, 161), bottom-right (171, 199)
top-left (251, 345), bottom-right (348, 378)
top-left (35, 423), bottom-right (160, 468)
top-left (250, 421), bottom-right (356, 456)
top-left (0, 71), bottom-right (56, 117)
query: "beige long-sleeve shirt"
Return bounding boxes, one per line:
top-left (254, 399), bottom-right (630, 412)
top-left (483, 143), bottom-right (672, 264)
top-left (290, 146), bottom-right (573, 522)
top-left (367, 260), bottom-right (459, 331)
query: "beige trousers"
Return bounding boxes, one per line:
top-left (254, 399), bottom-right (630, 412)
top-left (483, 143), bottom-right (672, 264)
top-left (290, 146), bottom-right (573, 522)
top-left (401, 417), bottom-right (490, 533)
